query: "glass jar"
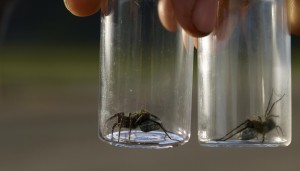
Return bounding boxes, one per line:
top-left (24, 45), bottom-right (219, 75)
top-left (198, 0), bottom-right (291, 147)
top-left (98, 0), bottom-right (194, 149)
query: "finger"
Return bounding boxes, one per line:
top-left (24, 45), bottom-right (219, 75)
top-left (171, 0), bottom-right (200, 37)
top-left (158, 0), bottom-right (178, 32)
top-left (64, 0), bottom-right (101, 17)
top-left (287, 0), bottom-right (300, 35)
top-left (192, 0), bottom-right (218, 36)
top-left (171, 0), bottom-right (217, 37)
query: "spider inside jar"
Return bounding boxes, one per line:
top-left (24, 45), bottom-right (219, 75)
top-left (216, 91), bottom-right (285, 143)
top-left (105, 109), bottom-right (173, 142)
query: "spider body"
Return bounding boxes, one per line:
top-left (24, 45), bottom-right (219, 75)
top-left (240, 128), bottom-right (257, 140)
top-left (105, 110), bottom-right (172, 142)
top-left (217, 91), bottom-right (285, 143)
top-left (239, 117), bottom-right (277, 141)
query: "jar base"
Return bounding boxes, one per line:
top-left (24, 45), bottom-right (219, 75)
top-left (199, 139), bottom-right (290, 147)
top-left (101, 130), bottom-right (187, 149)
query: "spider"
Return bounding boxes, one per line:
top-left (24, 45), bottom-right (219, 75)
top-left (105, 110), bottom-right (173, 142)
top-left (216, 91), bottom-right (285, 143)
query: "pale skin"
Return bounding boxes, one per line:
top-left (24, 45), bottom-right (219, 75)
top-left (64, 0), bottom-right (300, 36)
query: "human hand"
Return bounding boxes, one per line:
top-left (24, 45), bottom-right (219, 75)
top-left (64, 0), bottom-right (300, 36)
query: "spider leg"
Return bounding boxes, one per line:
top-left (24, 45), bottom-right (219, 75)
top-left (105, 112), bottom-right (124, 140)
top-left (129, 113), bottom-right (132, 143)
top-left (275, 125), bottom-right (284, 137)
top-left (257, 116), bottom-right (263, 122)
top-left (266, 94), bottom-right (285, 118)
top-left (105, 112), bottom-right (124, 125)
top-left (151, 120), bottom-right (173, 140)
top-left (265, 89), bottom-right (274, 118)
top-left (217, 120), bottom-right (250, 141)
top-left (140, 109), bottom-right (158, 118)
top-left (118, 116), bottom-right (124, 142)
top-left (111, 123), bottom-right (119, 142)
top-left (267, 114), bottom-right (279, 119)
top-left (139, 110), bottom-right (162, 122)
top-left (222, 126), bottom-right (248, 141)
top-left (148, 113), bottom-right (161, 120)
top-left (135, 113), bottom-right (145, 125)
top-left (262, 133), bottom-right (266, 143)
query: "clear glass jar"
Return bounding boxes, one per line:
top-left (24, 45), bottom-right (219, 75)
top-left (98, 0), bottom-right (194, 149)
top-left (198, 0), bottom-right (291, 147)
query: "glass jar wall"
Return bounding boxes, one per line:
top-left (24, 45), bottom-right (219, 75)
top-left (198, 0), bottom-right (291, 147)
top-left (99, 0), bottom-right (194, 149)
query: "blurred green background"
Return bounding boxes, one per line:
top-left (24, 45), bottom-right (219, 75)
top-left (1, 1), bottom-right (300, 171)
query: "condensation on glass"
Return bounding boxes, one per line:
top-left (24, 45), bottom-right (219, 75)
top-left (198, 0), bottom-right (291, 147)
top-left (98, 0), bottom-right (194, 149)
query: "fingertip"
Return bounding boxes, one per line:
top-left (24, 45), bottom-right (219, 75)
top-left (171, 0), bottom-right (207, 37)
top-left (192, 0), bottom-right (218, 36)
top-left (287, 0), bottom-right (300, 35)
top-left (158, 0), bottom-right (178, 32)
top-left (64, 0), bottom-right (101, 17)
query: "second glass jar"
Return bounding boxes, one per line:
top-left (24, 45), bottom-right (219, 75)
top-left (197, 0), bottom-right (291, 147)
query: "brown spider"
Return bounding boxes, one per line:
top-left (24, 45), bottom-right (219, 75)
top-left (105, 110), bottom-right (173, 142)
top-left (217, 91), bottom-right (285, 143)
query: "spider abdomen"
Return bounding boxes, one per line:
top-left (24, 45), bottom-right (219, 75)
top-left (139, 121), bottom-right (161, 132)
